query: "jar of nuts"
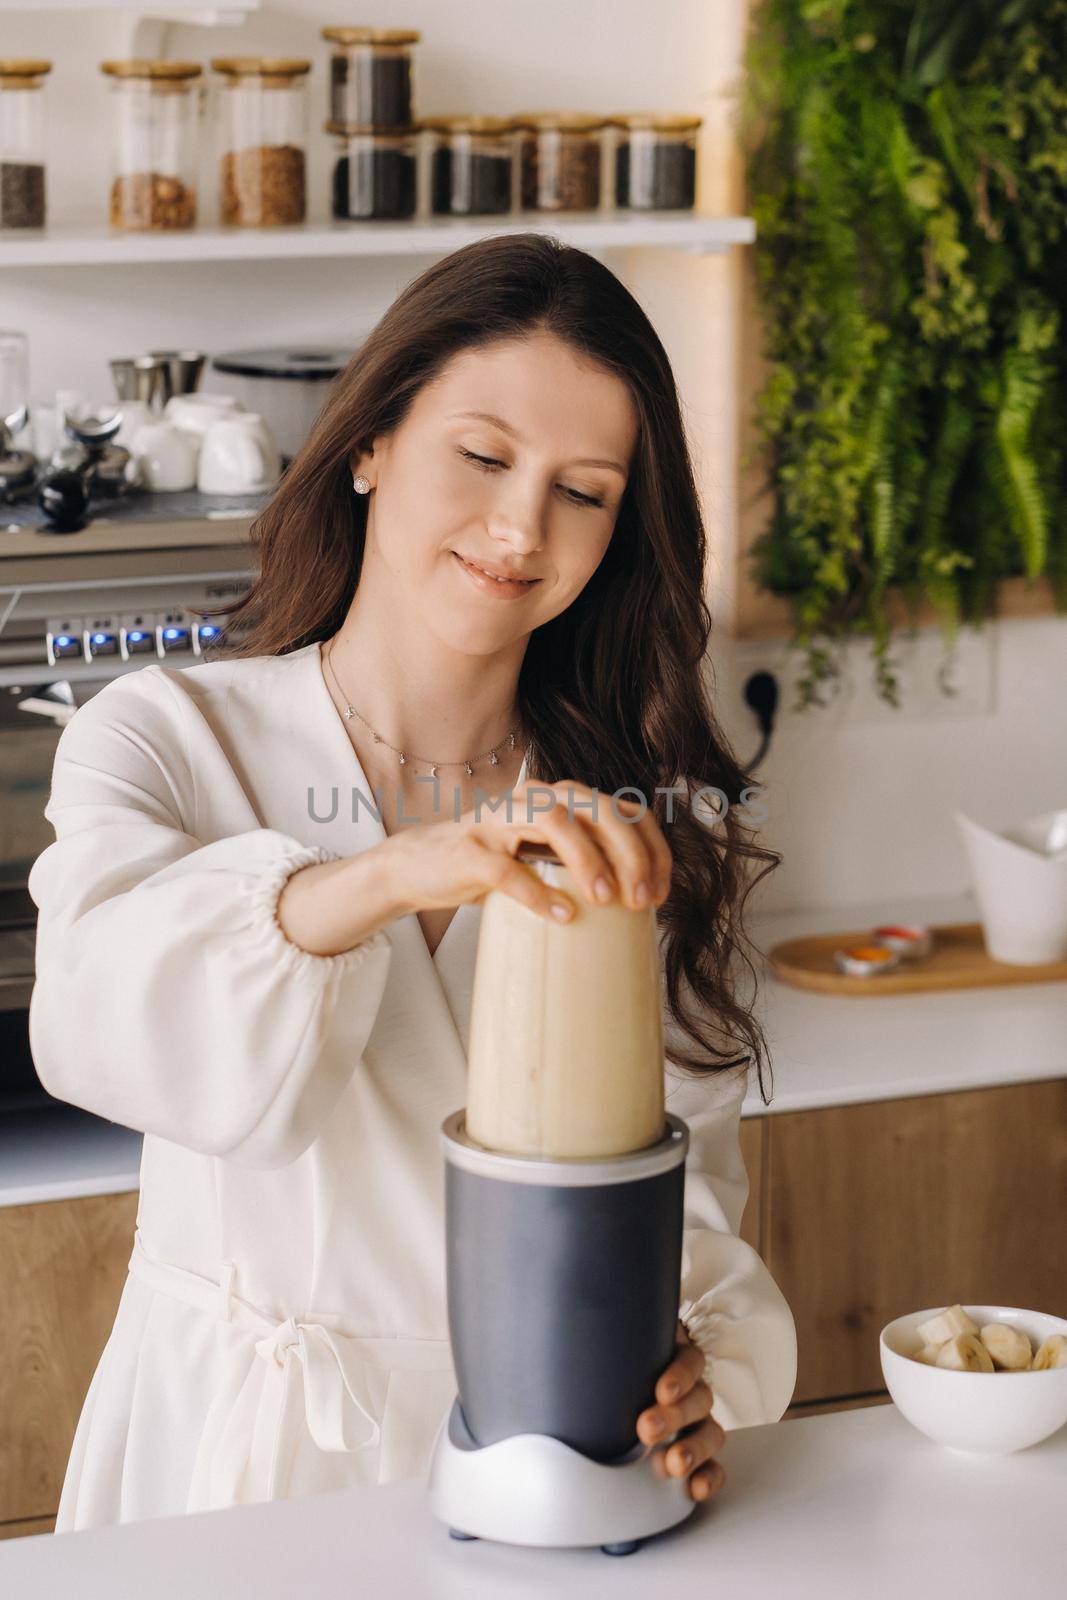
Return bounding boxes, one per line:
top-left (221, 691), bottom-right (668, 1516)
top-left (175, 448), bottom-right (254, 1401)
top-left (212, 58), bottom-right (310, 227)
top-left (423, 115), bottom-right (515, 217)
top-left (0, 59), bottom-right (52, 230)
top-left (101, 59), bottom-right (202, 231)
top-left (612, 113), bottom-right (701, 210)
top-left (322, 27), bottom-right (419, 131)
top-left (513, 113), bottom-right (607, 212)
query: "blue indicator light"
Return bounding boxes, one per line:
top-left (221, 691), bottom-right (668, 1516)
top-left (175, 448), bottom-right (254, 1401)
top-left (56, 635), bottom-right (72, 646)
top-left (92, 633), bottom-right (108, 644)
top-left (202, 625), bottom-right (218, 636)
top-left (164, 627), bottom-right (182, 639)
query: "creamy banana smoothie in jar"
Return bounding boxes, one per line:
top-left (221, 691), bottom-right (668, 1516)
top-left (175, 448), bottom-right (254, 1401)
top-left (466, 842), bottom-right (666, 1158)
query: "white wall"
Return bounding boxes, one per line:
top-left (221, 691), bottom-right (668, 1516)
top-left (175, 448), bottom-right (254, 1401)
top-left (4, 1), bottom-right (1064, 915)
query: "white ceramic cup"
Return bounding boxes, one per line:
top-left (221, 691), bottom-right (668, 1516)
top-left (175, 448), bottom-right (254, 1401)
top-left (164, 393), bottom-right (243, 439)
top-left (130, 420), bottom-right (198, 493)
top-left (197, 412), bottom-right (281, 495)
top-left (956, 809), bottom-right (1067, 964)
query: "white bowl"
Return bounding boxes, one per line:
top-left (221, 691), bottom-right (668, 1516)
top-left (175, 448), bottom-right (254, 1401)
top-left (880, 1305), bottom-right (1067, 1454)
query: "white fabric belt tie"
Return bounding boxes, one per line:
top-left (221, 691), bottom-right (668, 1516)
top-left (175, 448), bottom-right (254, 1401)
top-left (127, 1229), bottom-right (451, 1510)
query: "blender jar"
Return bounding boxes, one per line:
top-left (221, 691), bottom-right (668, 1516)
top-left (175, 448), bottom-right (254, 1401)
top-left (101, 59), bottom-right (202, 231)
top-left (322, 27), bottom-right (419, 130)
top-left (424, 116), bottom-right (515, 216)
top-left (0, 59), bottom-right (51, 229)
top-left (213, 57), bottom-right (310, 227)
top-left (515, 113), bottom-right (607, 212)
top-left (613, 114), bottom-right (701, 210)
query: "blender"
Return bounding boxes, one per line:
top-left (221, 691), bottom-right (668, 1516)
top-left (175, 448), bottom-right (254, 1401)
top-left (428, 843), bottom-right (696, 1554)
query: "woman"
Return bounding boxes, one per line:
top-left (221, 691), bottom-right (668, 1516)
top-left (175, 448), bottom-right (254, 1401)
top-left (28, 232), bottom-right (797, 1532)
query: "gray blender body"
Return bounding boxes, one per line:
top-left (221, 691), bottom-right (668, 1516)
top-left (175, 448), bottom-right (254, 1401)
top-left (430, 1112), bottom-right (696, 1551)
top-left (446, 1120), bottom-right (685, 1460)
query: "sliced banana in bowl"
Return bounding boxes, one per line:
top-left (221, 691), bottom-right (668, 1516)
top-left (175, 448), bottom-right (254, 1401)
top-left (880, 1304), bottom-right (1067, 1454)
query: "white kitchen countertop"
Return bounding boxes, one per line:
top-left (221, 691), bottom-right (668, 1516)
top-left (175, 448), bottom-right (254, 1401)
top-left (741, 888), bottom-right (1067, 1116)
top-left (2, 1403), bottom-right (1063, 1596)
top-left (4, 889), bottom-right (1064, 1208)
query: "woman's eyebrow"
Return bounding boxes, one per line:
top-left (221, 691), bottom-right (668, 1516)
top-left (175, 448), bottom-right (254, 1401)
top-left (447, 410), bottom-right (628, 477)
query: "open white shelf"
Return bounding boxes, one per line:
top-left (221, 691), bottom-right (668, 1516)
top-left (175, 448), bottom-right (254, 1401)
top-left (0, 0), bottom-right (258, 15)
top-left (0, 212), bottom-right (754, 269)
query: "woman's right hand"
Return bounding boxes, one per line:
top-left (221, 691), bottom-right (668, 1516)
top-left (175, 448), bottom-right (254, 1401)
top-left (278, 779), bottom-right (672, 959)
top-left (383, 777), bottom-right (673, 924)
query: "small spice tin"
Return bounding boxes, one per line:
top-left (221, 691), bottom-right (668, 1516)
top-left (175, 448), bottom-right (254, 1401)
top-left (611, 112), bottom-right (701, 210)
top-left (833, 943), bottom-right (902, 978)
top-left (0, 59), bottom-right (51, 230)
top-left (328, 121), bottom-right (418, 220)
top-left (871, 924), bottom-right (934, 960)
top-left (513, 112), bottom-right (607, 212)
top-left (212, 58), bottom-right (311, 227)
top-left (423, 115), bottom-right (515, 216)
top-left (322, 27), bottom-right (419, 131)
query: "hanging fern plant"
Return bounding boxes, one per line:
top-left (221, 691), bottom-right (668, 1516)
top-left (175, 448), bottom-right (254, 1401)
top-left (738, 0), bottom-right (1067, 705)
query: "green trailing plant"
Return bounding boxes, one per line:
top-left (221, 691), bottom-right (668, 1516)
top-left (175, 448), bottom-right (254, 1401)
top-left (738, 0), bottom-right (1067, 706)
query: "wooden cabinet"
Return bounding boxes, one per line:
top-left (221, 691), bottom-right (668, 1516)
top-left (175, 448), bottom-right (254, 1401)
top-left (763, 1081), bottom-right (1067, 1405)
top-left (738, 1115), bottom-right (764, 1254)
top-left (0, 1191), bottom-right (137, 1531)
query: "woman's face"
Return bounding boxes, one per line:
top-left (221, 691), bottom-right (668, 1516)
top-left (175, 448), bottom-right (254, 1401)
top-left (352, 329), bottom-right (639, 655)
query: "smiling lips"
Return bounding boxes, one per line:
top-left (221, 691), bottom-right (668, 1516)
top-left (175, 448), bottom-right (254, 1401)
top-left (453, 551), bottom-right (540, 598)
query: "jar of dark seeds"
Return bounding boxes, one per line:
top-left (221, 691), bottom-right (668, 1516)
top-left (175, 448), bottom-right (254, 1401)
top-left (213, 57), bottom-right (310, 227)
top-left (612, 113), bottom-right (701, 210)
top-left (0, 59), bottom-right (51, 229)
top-left (322, 27), bottom-right (419, 130)
top-left (100, 59), bottom-right (202, 230)
top-left (328, 123), bottom-right (417, 220)
top-left (514, 113), bottom-right (607, 212)
top-left (424, 115), bottom-right (514, 216)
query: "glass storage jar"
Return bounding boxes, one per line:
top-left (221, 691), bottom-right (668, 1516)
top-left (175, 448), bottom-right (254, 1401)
top-left (212, 58), bottom-right (310, 227)
top-left (612, 113), bottom-right (701, 210)
top-left (322, 27), bottom-right (419, 130)
top-left (424, 115), bottom-right (514, 216)
top-left (328, 122), bottom-right (418, 220)
top-left (101, 59), bottom-right (202, 230)
top-left (514, 113), bottom-right (607, 212)
top-left (0, 60), bottom-right (50, 229)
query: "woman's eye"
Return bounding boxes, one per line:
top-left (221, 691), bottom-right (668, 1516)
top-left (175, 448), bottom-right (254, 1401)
top-left (459, 447), bottom-right (504, 471)
top-left (458, 446), bottom-right (603, 509)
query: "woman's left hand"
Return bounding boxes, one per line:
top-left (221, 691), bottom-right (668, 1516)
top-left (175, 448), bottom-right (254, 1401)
top-left (635, 1322), bottom-right (726, 1503)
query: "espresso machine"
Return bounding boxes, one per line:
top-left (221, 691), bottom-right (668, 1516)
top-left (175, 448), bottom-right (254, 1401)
top-left (428, 844), bottom-right (696, 1555)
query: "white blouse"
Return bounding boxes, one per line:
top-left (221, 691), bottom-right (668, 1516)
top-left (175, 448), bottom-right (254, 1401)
top-left (27, 639), bottom-right (797, 1531)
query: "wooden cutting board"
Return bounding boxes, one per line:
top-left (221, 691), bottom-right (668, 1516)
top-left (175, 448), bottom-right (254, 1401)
top-left (765, 921), bottom-right (1067, 996)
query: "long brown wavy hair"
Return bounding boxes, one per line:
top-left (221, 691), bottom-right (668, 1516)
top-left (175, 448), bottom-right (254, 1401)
top-left (210, 231), bottom-right (781, 1101)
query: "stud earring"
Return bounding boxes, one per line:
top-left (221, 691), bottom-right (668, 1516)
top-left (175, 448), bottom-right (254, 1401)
top-left (352, 474), bottom-right (371, 494)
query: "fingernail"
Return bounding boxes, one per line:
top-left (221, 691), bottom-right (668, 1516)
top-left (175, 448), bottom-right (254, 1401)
top-left (678, 1448), bottom-right (693, 1470)
top-left (551, 900), bottom-right (573, 921)
top-left (646, 1415), bottom-right (664, 1438)
top-left (662, 1380), bottom-right (678, 1400)
top-left (593, 875), bottom-right (614, 904)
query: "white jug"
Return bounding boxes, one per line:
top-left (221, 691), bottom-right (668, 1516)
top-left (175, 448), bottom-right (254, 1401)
top-left (955, 807), bottom-right (1067, 964)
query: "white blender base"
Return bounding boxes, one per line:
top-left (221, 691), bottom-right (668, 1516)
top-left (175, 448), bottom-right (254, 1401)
top-left (428, 1400), bottom-right (696, 1552)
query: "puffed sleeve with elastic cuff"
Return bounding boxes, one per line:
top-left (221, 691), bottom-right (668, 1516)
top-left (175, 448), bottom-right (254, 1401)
top-left (666, 1063), bottom-right (798, 1430)
top-left (26, 668), bottom-right (393, 1170)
